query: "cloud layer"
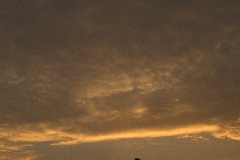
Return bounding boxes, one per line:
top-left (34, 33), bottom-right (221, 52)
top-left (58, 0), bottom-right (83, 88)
top-left (0, 0), bottom-right (240, 159)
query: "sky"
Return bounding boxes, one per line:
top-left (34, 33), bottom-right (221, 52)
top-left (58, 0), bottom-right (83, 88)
top-left (0, 0), bottom-right (240, 159)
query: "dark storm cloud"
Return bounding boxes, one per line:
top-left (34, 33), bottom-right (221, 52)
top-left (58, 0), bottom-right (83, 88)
top-left (0, 0), bottom-right (240, 158)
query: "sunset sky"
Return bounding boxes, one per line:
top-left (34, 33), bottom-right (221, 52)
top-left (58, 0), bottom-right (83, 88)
top-left (1, 0), bottom-right (240, 159)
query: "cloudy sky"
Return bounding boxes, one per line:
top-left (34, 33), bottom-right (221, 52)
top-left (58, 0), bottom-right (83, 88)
top-left (0, 0), bottom-right (240, 159)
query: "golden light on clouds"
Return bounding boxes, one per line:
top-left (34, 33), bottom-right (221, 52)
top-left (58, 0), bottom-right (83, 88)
top-left (54, 125), bottom-right (219, 145)
top-left (0, 123), bottom-right (220, 145)
top-left (2, 122), bottom-right (239, 146)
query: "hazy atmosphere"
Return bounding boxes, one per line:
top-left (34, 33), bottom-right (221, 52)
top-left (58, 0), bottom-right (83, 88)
top-left (0, 0), bottom-right (240, 159)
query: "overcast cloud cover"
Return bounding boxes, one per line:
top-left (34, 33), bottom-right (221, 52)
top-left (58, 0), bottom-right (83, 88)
top-left (0, 0), bottom-right (240, 159)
